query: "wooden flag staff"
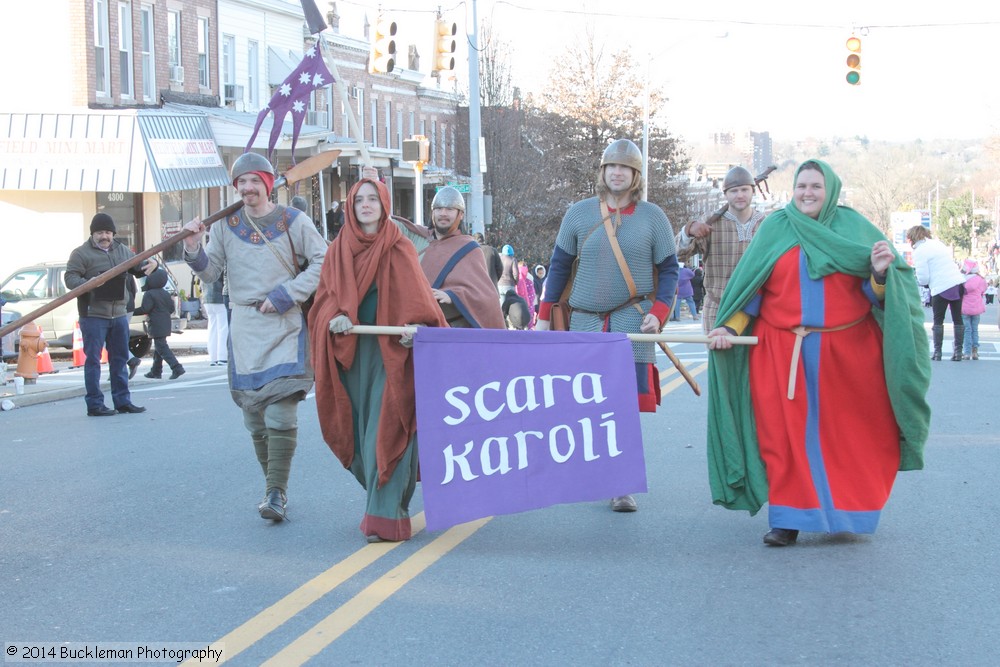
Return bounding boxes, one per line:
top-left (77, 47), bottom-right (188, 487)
top-left (341, 326), bottom-right (755, 398)
top-left (343, 325), bottom-right (756, 346)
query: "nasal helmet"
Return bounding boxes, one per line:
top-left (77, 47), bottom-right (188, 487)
top-left (600, 139), bottom-right (642, 172)
top-left (431, 186), bottom-right (466, 211)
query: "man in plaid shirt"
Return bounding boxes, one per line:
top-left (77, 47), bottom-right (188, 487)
top-left (675, 166), bottom-right (767, 333)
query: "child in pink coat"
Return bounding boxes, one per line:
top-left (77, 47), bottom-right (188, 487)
top-left (961, 259), bottom-right (987, 359)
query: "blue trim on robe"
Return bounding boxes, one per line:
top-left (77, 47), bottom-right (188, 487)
top-left (861, 279), bottom-right (883, 308)
top-left (229, 321), bottom-right (308, 391)
top-left (799, 252), bottom-right (836, 516)
top-left (769, 505), bottom-right (882, 534)
top-left (445, 290), bottom-right (482, 328)
top-left (431, 241), bottom-right (479, 288)
top-left (189, 248), bottom-right (209, 272)
top-left (267, 285), bottom-right (295, 314)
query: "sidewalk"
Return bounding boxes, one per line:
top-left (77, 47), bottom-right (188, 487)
top-left (1, 322), bottom-right (210, 410)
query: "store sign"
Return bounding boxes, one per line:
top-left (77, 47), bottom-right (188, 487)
top-left (147, 139), bottom-right (223, 169)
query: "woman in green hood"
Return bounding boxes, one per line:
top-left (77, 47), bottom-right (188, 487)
top-left (705, 159), bottom-right (930, 547)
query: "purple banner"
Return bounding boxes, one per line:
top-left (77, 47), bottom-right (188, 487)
top-left (413, 328), bottom-right (646, 532)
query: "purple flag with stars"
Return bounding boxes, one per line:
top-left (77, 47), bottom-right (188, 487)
top-left (245, 42), bottom-right (333, 159)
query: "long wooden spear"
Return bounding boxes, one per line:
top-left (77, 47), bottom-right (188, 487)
top-left (0, 150), bottom-right (340, 339)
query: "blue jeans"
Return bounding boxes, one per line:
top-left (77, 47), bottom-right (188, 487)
top-left (80, 315), bottom-right (131, 410)
top-left (963, 313), bottom-right (980, 354)
top-left (672, 296), bottom-right (698, 320)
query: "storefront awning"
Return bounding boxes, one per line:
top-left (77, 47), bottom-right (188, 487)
top-left (0, 110), bottom-right (232, 193)
top-left (164, 102), bottom-right (331, 152)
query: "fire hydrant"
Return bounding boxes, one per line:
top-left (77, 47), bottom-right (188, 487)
top-left (15, 321), bottom-right (46, 384)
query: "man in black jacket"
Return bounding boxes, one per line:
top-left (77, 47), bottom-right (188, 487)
top-left (65, 213), bottom-right (159, 416)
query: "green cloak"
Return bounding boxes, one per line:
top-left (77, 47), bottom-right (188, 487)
top-left (706, 159), bottom-right (931, 514)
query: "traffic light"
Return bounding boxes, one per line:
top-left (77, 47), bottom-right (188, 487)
top-left (432, 18), bottom-right (457, 76)
top-left (845, 35), bottom-right (861, 85)
top-left (369, 15), bottom-right (396, 74)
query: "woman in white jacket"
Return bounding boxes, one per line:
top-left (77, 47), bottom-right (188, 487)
top-left (907, 225), bottom-right (966, 360)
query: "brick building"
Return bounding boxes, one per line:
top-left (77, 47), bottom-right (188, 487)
top-left (0, 0), bottom-right (462, 276)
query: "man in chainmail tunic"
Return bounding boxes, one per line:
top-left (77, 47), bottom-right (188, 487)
top-left (676, 166), bottom-right (766, 333)
top-left (536, 138), bottom-right (679, 513)
top-left (181, 153), bottom-right (328, 523)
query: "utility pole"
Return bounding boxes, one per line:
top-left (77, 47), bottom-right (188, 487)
top-left (467, 0), bottom-right (485, 236)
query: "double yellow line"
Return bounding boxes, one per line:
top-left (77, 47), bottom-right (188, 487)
top-left (184, 514), bottom-right (490, 665)
top-left (188, 350), bottom-right (709, 665)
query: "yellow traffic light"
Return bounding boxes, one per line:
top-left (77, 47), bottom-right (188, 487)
top-left (432, 18), bottom-right (457, 75)
top-left (846, 36), bottom-right (861, 85)
top-left (370, 15), bottom-right (397, 74)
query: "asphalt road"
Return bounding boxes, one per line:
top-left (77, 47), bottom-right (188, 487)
top-left (1, 316), bottom-right (998, 666)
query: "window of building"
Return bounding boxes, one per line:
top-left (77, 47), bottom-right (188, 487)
top-left (356, 89), bottom-right (365, 142)
top-left (440, 122), bottom-right (447, 168)
top-left (158, 190), bottom-right (206, 262)
top-left (222, 35), bottom-right (235, 87)
top-left (384, 101), bottom-right (392, 148)
top-left (198, 17), bottom-right (210, 88)
top-left (94, 0), bottom-right (111, 96)
top-left (140, 5), bottom-right (155, 102)
top-left (370, 99), bottom-right (377, 147)
top-left (167, 10), bottom-right (181, 70)
top-left (431, 120), bottom-right (437, 165)
top-left (248, 40), bottom-right (259, 108)
top-left (118, 2), bottom-right (134, 99)
top-left (396, 109), bottom-right (403, 150)
top-left (409, 111), bottom-right (415, 137)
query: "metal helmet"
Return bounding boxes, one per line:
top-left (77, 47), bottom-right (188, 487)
top-left (723, 166), bottom-right (754, 192)
top-left (600, 139), bottom-right (642, 172)
top-left (431, 186), bottom-right (466, 211)
top-left (289, 196), bottom-right (308, 212)
top-left (231, 152), bottom-right (275, 182)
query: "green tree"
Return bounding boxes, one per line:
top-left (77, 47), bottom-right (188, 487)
top-left (934, 192), bottom-right (979, 256)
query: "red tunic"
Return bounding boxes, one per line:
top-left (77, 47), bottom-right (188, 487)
top-left (749, 247), bottom-right (900, 533)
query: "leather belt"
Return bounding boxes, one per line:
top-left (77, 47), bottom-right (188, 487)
top-left (787, 316), bottom-right (867, 400)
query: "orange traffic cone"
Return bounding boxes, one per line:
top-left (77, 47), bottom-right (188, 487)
top-left (72, 321), bottom-right (85, 367)
top-left (35, 327), bottom-right (54, 373)
top-left (71, 322), bottom-right (108, 366)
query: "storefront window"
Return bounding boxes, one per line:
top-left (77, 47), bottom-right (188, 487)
top-left (97, 192), bottom-right (141, 252)
top-left (159, 190), bottom-right (206, 262)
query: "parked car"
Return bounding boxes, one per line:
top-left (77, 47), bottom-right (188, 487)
top-left (0, 261), bottom-right (178, 358)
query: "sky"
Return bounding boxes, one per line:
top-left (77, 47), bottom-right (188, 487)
top-left (336, 0), bottom-right (1000, 142)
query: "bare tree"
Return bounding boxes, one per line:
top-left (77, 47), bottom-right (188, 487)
top-left (468, 23), bottom-right (688, 264)
top-left (478, 21), bottom-right (512, 108)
